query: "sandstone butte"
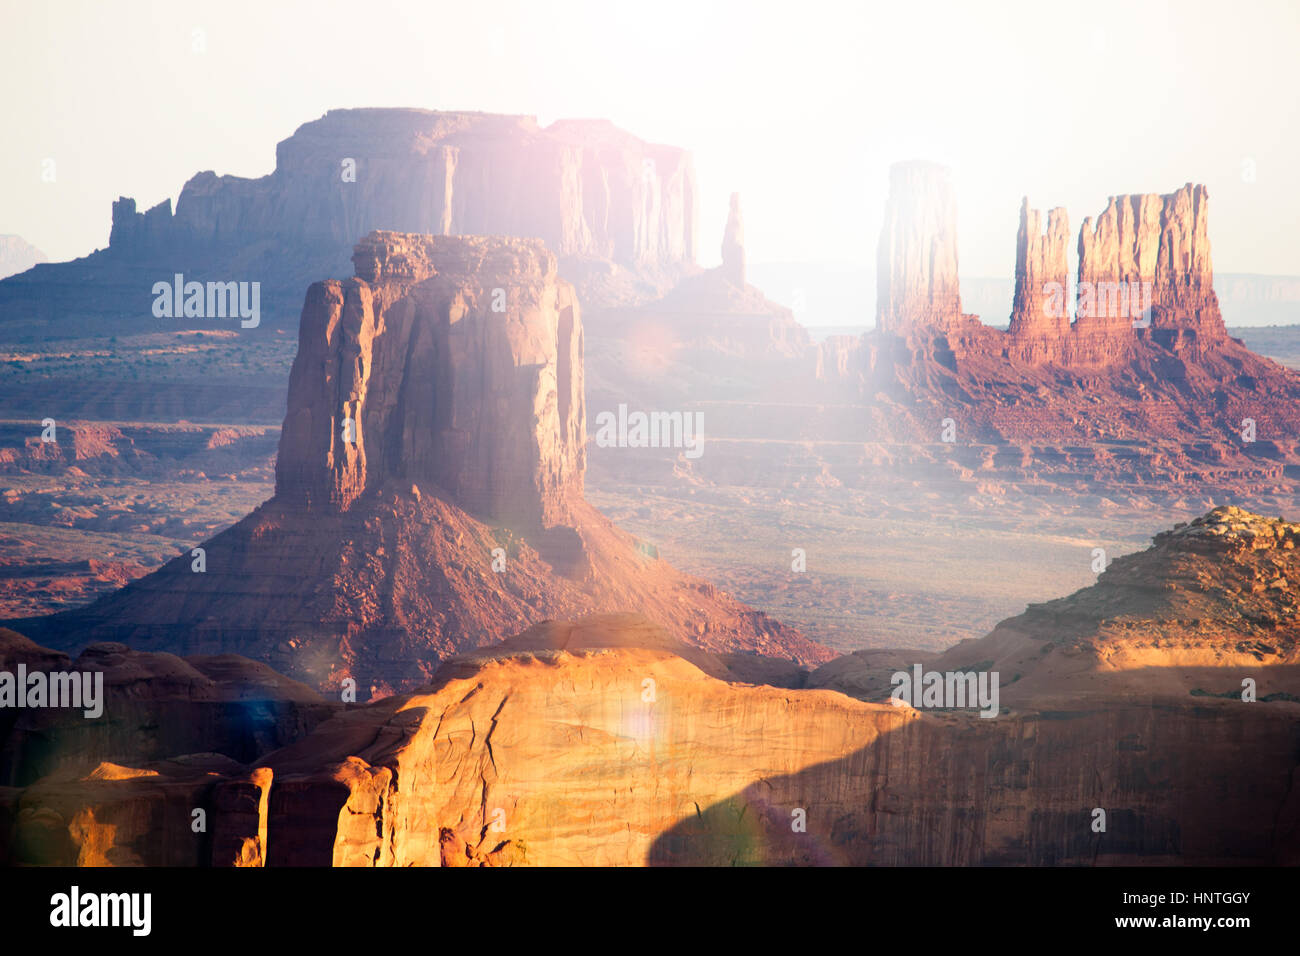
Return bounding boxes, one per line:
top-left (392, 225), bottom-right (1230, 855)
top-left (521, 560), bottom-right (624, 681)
top-left (2, 506), bottom-right (1298, 866)
top-left (14, 233), bottom-right (831, 696)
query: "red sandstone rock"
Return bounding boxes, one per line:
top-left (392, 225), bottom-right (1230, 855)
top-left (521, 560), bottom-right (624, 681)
top-left (168, 110), bottom-right (698, 294)
top-left (814, 167), bottom-right (1300, 452)
top-left (1076, 184), bottom-right (1223, 349)
top-left (278, 232), bottom-right (585, 528)
top-left (0, 110), bottom-right (701, 337)
top-left (1008, 198), bottom-right (1071, 346)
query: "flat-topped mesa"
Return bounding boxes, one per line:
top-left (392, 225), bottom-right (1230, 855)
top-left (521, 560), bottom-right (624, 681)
top-left (876, 161), bottom-right (964, 333)
top-left (721, 192), bottom-right (745, 286)
top-left (1008, 199), bottom-right (1071, 342)
top-left (275, 232), bottom-right (585, 528)
top-left (171, 109), bottom-right (698, 273)
top-left (1076, 183), bottom-right (1224, 343)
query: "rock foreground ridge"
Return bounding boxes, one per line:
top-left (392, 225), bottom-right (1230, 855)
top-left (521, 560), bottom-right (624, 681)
top-left (4, 508), bottom-right (1299, 866)
top-left (814, 505), bottom-right (1300, 705)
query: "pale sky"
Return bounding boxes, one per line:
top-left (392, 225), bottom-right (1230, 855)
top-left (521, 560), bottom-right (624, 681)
top-left (3, 0), bottom-right (1298, 280)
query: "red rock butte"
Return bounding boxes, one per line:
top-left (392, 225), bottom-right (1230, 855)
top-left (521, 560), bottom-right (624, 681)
top-left (113, 109), bottom-right (699, 275)
top-left (876, 160), bottom-right (1225, 365)
top-left (799, 160), bottom-right (1300, 453)
top-left (0, 109), bottom-right (702, 336)
top-left (16, 233), bottom-right (831, 692)
top-left (277, 232), bottom-right (586, 529)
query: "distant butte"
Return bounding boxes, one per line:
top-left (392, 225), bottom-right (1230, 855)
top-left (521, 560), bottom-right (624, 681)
top-left (587, 157), bottom-right (1300, 521)
top-left (0, 109), bottom-right (702, 335)
top-left (811, 160), bottom-right (1300, 448)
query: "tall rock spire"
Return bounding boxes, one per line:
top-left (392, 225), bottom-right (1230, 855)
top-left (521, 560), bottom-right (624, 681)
top-left (875, 161), bottom-right (963, 333)
top-left (721, 192), bottom-right (745, 286)
top-left (1009, 198), bottom-right (1071, 339)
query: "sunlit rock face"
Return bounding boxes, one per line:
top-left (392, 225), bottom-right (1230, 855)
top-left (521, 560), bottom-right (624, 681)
top-left (1008, 199), bottom-right (1071, 348)
top-left (8, 521), bottom-right (1299, 868)
top-left (875, 167), bottom-right (1226, 367)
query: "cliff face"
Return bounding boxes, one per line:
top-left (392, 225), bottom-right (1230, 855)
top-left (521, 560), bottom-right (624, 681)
top-left (1075, 184), bottom-right (1224, 348)
top-left (802, 164), bottom-right (1300, 451)
top-left (277, 232), bottom-right (585, 528)
top-left (9, 505), bottom-right (1300, 868)
top-left (873, 168), bottom-right (1227, 368)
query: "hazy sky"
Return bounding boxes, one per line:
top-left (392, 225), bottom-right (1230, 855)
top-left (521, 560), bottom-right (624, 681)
top-left (3, 0), bottom-right (1299, 281)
